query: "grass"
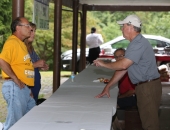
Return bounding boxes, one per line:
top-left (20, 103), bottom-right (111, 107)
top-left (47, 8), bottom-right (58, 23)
top-left (61, 71), bottom-right (71, 77)
top-left (38, 94), bottom-right (45, 99)
top-left (40, 71), bottom-right (71, 77)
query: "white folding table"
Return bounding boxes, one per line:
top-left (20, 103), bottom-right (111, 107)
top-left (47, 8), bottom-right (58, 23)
top-left (9, 65), bottom-right (118, 130)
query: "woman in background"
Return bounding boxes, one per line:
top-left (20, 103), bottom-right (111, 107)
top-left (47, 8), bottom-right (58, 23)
top-left (25, 22), bottom-right (49, 103)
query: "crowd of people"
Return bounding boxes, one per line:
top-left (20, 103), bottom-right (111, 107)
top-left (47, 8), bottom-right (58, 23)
top-left (0, 14), bottom-right (162, 130)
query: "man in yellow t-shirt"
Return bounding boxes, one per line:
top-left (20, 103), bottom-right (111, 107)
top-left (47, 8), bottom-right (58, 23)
top-left (0, 17), bottom-right (36, 130)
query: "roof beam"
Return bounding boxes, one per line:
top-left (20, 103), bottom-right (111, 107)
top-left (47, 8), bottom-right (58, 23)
top-left (51, 0), bottom-right (73, 8)
top-left (86, 5), bottom-right (170, 11)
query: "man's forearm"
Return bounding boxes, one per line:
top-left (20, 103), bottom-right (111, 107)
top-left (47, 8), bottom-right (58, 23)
top-left (0, 59), bottom-right (18, 80)
top-left (101, 58), bottom-right (133, 71)
top-left (106, 70), bottom-right (127, 89)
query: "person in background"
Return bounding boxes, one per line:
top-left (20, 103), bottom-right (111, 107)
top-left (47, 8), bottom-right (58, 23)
top-left (0, 17), bottom-right (36, 130)
top-left (94, 14), bottom-right (162, 130)
top-left (86, 27), bottom-right (104, 64)
top-left (24, 22), bottom-right (49, 103)
top-left (113, 48), bottom-right (137, 109)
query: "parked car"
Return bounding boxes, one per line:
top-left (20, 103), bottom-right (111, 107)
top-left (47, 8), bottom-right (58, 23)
top-left (61, 34), bottom-right (170, 71)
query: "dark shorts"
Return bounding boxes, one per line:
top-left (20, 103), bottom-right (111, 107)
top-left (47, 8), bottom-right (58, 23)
top-left (117, 95), bottom-right (137, 109)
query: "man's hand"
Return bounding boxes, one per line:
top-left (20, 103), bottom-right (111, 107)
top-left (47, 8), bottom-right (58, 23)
top-left (33, 60), bottom-right (46, 68)
top-left (0, 59), bottom-right (25, 89)
top-left (41, 63), bottom-right (49, 71)
top-left (30, 90), bottom-right (34, 97)
top-left (95, 87), bottom-right (110, 98)
top-left (93, 60), bottom-right (105, 67)
top-left (13, 78), bottom-right (25, 89)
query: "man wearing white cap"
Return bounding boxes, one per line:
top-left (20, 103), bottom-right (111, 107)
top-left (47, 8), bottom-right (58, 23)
top-left (94, 14), bottom-right (161, 130)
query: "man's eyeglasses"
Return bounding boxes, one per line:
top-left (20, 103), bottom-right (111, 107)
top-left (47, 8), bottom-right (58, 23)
top-left (18, 24), bottom-right (31, 28)
top-left (120, 23), bottom-right (131, 30)
top-left (114, 55), bottom-right (124, 59)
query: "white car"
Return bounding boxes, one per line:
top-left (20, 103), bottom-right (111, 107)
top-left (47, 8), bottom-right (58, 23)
top-left (61, 34), bottom-right (170, 71)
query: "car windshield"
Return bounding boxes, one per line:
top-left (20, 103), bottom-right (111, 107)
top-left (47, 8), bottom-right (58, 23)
top-left (110, 38), bottom-right (169, 50)
top-left (111, 39), bottom-right (129, 49)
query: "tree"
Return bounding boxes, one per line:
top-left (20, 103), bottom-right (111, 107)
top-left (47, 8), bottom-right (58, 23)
top-left (137, 12), bottom-right (170, 38)
top-left (0, 0), bottom-right (12, 51)
top-left (91, 11), bottom-right (170, 42)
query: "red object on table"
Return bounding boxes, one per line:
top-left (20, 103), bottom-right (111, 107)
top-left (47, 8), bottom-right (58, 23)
top-left (155, 55), bottom-right (170, 61)
top-left (99, 54), bottom-right (114, 58)
top-left (156, 54), bottom-right (170, 82)
top-left (101, 49), bottom-right (105, 55)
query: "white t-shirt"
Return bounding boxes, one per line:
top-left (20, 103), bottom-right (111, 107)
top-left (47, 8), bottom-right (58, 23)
top-left (86, 33), bottom-right (103, 49)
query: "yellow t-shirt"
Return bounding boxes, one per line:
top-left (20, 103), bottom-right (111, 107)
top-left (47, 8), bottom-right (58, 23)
top-left (0, 35), bottom-right (34, 86)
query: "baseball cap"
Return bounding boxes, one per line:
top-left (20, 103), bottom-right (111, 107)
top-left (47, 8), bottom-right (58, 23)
top-left (117, 15), bottom-right (142, 28)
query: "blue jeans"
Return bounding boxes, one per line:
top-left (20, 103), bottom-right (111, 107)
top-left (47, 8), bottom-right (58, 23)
top-left (2, 80), bottom-right (36, 130)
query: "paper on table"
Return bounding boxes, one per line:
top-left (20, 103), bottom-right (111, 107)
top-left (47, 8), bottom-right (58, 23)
top-left (93, 79), bottom-right (100, 82)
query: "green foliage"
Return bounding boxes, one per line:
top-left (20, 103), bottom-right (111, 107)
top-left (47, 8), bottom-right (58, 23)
top-left (137, 12), bottom-right (170, 38)
top-left (91, 11), bottom-right (170, 42)
top-left (61, 9), bottom-right (73, 52)
top-left (25, 0), bottom-right (34, 21)
top-left (38, 94), bottom-right (44, 99)
top-left (0, 0), bottom-right (12, 51)
top-left (90, 11), bottom-right (135, 42)
top-left (34, 23), bottom-right (54, 67)
top-left (85, 12), bottom-right (104, 46)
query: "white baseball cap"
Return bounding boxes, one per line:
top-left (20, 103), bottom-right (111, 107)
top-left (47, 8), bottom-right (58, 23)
top-left (117, 15), bottom-right (142, 28)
